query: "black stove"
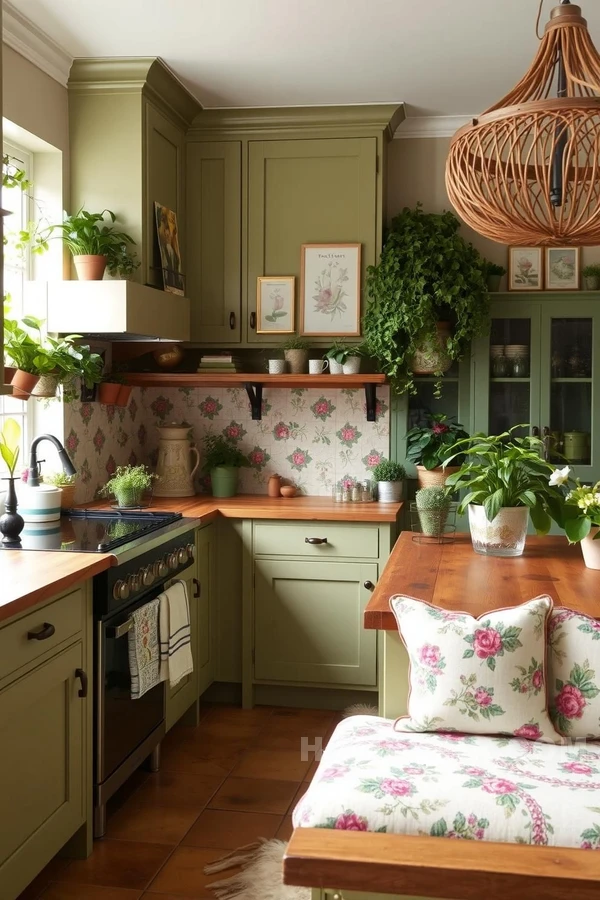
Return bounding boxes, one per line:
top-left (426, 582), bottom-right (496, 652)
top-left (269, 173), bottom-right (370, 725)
top-left (15, 509), bottom-right (183, 553)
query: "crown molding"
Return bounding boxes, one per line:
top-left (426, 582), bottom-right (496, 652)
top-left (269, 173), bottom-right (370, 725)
top-left (2, 1), bottom-right (72, 86)
top-left (395, 115), bottom-right (474, 139)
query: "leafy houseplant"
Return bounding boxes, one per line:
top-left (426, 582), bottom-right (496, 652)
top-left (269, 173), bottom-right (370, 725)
top-left (372, 459), bottom-right (406, 503)
top-left (582, 264), bottom-right (600, 291)
top-left (324, 340), bottom-right (347, 374)
top-left (0, 418), bottom-right (24, 545)
top-left (445, 428), bottom-right (564, 557)
top-left (364, 205), bottom-right (489, 396)
top-left (282, 336), bottom-right (310, 374)
top-left (406, 414), bottom-right (470, 488)
top-left (415, 486), bottom-right (451, 537)
top-left (3, 315), bottom-right (51, 398)
top-left (99, 465), bottom-right (157, 509)
top-left (50, 208), bottom-right (136, 281)
top-left (482, 260), bottom-right (507, 292)
top-left (202, 434), bottom-right (249, 498)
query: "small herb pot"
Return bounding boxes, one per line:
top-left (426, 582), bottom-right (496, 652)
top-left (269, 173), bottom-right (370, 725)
top-left (377, 480), bottom-right (403, 503)
top-left (31, 373), bottom-right (60, 398)
top-left (10, 369), bottom-right (40, 400)
top-left (584, 275), bottom-right (600, 291)
top-left (116, 384), bottom-right (132, 407)
top-left (114, 487), bottom-right (144, 508)
top-left (486, 274), bottom-right (503, 292)
top-left (328, 358), bottom-right (343, 375)
top-left (284, 349), bottom-right (309, 374)
top-left (342, 356), bottom-right (361, 375)
top-left (98, 382), bottom-right (121, 405)
top-left (210, 465), bottom-right (239, 498)
top-left (73, 254), bottom-right (107, 281)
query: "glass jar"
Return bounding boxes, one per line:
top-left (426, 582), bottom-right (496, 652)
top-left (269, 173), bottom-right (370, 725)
top-left (352, 485), bottom-right (362, 502)
top-left (491, 355), bottom-right (509, 377)
top-left (361, 480), bottom-right (373, 502)
top-left (511, 356), bottom-right (530, 378)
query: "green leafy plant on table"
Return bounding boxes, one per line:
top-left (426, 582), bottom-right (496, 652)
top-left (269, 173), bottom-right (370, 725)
top-left (99, 465), bottom-right (157, 508)
top-left (202, 434), bottom-right (249, 499)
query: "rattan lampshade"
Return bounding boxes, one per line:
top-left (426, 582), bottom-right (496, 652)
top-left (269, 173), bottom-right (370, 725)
top-left (446, 2), bottom-right (600, 246)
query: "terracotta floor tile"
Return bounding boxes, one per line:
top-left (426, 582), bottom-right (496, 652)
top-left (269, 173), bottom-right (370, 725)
top-left (203, 704), bottom-right (274, 728)
top-left (160, 736), bottom-right (243, 778)
top-left (132, 771), bottom-right (223, 810)
top-left (182, 809), bottom-right (281, 849)
top-left (208, 776), bottom-right (298, 815)
top-left (107, 770), bottom-right (150, 818)
top-left (270, 708), bottom-right (335, 723)
top-left (196, 720), bottom-right (263, 743)
top-left (275, 816), bottom-right (294, 841)
top-left (40, 886), bottom-right (142, 899)
top-left (17, 858), bottom-right (70, 900)
top-left (58, 840), bottom-right (171, 891)
top-left (147, 847), bottom-right (233, 897)
top-left (142, 895), bottom-right (199, 900)
top-left (107, 800), bottom-right (201, 845)
top-left (255, 719), bottom-right (334, 751)
top-left (231, 748), bottom-right (311, 782)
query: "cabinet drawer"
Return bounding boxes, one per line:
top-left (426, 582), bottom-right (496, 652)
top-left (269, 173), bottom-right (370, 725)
top-left (0, 588), bottom-right (84, 682)
top-left (253, 522), bottom-right (379, 559)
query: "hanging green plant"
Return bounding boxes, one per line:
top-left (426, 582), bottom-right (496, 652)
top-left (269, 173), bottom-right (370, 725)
top-left (363, 204), bottom-right (490, 395)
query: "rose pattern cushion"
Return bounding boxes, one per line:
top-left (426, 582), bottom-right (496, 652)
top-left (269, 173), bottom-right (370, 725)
top-left (389, 595), bottom-right (560, 743)
top-left (292, 715), bottom-right (600, 848)
top-left (548, 608), bottom-right (600, 739)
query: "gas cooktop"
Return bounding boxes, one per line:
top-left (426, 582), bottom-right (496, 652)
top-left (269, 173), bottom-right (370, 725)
top-left (14, 510), bottom-right (183, 553)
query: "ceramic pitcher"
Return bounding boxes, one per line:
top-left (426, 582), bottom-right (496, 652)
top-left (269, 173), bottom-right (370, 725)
top-left (154, 424), bottom-right (200, 497)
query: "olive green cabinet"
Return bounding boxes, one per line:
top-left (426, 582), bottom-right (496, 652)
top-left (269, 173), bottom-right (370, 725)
top-left (186, 142), bottom-right (242, 342)
top-left (164, 566), bottom-right (199, 732)
top-left (196, 523), bottom-right (216, 696)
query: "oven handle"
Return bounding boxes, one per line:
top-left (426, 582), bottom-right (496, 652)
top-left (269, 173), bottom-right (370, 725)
top-left (107, 618), bottom-right (134, 639)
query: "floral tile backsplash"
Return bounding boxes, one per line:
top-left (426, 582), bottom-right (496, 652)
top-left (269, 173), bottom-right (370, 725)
top-left (64, 385), bottom-right (390, 503)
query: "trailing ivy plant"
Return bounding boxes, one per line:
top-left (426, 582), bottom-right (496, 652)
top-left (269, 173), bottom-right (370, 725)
top-left (363, 205), bottom-right (490, 395)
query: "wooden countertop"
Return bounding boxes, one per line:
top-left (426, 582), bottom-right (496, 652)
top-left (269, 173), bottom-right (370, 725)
top-left (364, 531), bottom-right (600, 630)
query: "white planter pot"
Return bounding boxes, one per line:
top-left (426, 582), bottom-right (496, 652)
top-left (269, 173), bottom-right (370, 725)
top-left (18, 485), bottom-right (63, 523)
top-left (377, 480), bottom-right (403, 503)
top-left (468, 505), bottom-right (529, 557)
top-left (581, 527), bottom-right (600, 569)
top-left (328, 359), bottom-right (343, 375)
top-left (342, 356), bottom-right (361, 375)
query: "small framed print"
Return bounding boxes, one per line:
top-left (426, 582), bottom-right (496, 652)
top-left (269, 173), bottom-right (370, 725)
top-left (256, 276), bottom-right (295, 334)
top-left (546, 247), bottom-right (581, 291)
top-left (300, 243), bottom-right (361, 337)
top-left (508, 247), bottom-right (544, 291)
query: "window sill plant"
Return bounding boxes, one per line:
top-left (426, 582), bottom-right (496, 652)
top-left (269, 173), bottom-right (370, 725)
top-left (282, 336), bottom-right (310, 374)
top-left (50, 207), bottom-right (136, 281)
top-left (582, 264), bottom-right (600, 292)
top-left (445, 427), bottom-right (564, 558)
top-left (406, 414), bottom-right (469, 489)
top-left (99, 464), bottom-right (157, 509)
top-left (202, 434), bottom-right (249, 498)
top-left (372, 459), bottom-right (406, 503)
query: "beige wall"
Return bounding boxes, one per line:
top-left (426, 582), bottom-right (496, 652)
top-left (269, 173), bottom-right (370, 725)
top-left (386, 136), bottom-right (600, 278)
top-left (3, 45), bottom-right (68, 156)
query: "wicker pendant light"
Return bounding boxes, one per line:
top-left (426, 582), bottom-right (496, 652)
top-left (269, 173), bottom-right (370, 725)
top-left (446, 1), bottom-right (600, 246)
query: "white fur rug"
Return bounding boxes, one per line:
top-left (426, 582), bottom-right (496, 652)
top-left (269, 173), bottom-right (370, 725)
top-left (205, 839), bottom-right (309, 900)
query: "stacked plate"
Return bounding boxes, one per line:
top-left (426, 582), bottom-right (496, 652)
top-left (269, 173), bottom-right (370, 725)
top-left (490, 345), bottom-right (505, 358)
top-left (505, 344), bottom-right (529, 358)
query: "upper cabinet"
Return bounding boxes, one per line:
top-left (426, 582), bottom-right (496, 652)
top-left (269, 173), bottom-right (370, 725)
top-left (186, 105), bottom-right (404, 345)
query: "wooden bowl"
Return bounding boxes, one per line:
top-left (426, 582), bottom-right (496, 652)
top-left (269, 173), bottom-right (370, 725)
top-left (280, 485), bottom-right (297, 498)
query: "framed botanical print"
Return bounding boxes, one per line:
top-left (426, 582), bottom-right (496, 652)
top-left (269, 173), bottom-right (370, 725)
top-left (508, 247), bottom-right (544, 291)
top-left (545, 247), bottom-right (580, 291)
top-left (300, 243), bottom-right (361, 336)
top-left (256, 276), bottom-right (295, 333)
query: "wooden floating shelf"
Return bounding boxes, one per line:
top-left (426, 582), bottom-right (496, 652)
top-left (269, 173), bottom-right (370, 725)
top-left (123, 372), bottom-right (387, 421)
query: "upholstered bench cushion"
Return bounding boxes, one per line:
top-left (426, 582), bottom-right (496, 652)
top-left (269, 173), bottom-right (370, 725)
top-left (292, 715), bottom-right (600, 849)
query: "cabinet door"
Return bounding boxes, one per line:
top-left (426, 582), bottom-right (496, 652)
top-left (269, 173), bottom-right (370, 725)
top-left (144, 102), bottom-right (185, 289)
top-left (254, 559), bottom-right (377, 686)
top-left (196, 524), bottom-right (216, 696)
top-left (0, 643), bottom-right (85, 899)
top-left (187, 141), bottom-right (242, 342)
top-left (165, 571), bottom-right (199, 731)
top-left (247, 137), bottom-right (377, 343)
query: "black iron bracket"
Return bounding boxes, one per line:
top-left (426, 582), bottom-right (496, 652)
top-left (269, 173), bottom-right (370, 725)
top-left (364, 383), bottom-right (378, 422)
top-left (245, 382), bottom-right (263, 420)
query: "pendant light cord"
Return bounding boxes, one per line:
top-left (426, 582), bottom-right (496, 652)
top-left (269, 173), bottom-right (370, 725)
top-left (536, 0), bottom-right (545, 39)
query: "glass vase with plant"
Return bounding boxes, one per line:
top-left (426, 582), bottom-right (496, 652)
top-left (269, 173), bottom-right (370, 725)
top-left (414, 485), bottom-right (451, 538)
top-left (364, 204), bottom-right (489, 396)
top-left (281, 336), bottom-right (310, 374)
top-left (372, 459), bottom-right (406, 503)
top-left (0, 418), bottom-right (24, 544)
top-left (99, 464), bottom-right (157, 509)
top-left (50, 208), bottom-right (136, 281)
top-left (406, 414), bottom-right (470, 488)
top-left (202, 434), bottom-right (249, 498)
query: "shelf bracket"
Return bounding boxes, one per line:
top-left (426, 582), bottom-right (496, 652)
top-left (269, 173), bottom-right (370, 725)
top-left (245, 382), bottom-right (263, 420)
top-left (364, 383), bottom-right (377, 422)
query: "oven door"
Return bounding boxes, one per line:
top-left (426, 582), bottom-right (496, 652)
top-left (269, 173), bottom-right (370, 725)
top-left (96, 587), bottom-right (165, 786)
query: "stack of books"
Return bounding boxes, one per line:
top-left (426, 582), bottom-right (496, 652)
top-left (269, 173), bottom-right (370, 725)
top-left (197, 354), bottom-right (241, 373)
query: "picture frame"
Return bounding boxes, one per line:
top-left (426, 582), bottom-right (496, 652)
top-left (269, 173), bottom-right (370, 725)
top-left (545, 247), bottom-right (581, 291)
top-left (154, 202), bottom-right (185, 296)
top-left (300, 243), bottom-right (361, 336)
top-left (256, 276), bottom-right (295, 334)
top-left (508, 247), bottom-right (544, 291)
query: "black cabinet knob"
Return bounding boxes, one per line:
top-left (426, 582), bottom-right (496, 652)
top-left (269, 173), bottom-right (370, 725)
top-left (75, 668), bottom-right (88, 698)
top-left (27, 622), bottom-right (55, 641)
top-left (364, 581), bottom-right (375, 591)
top-left (229, 311), bottom-right (236, 330)
top-left (250, 312), bottom-right (257, 329)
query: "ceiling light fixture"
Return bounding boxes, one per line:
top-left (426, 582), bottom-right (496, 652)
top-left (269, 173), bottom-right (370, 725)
top-left (446, 1), bottom-right (600, 246)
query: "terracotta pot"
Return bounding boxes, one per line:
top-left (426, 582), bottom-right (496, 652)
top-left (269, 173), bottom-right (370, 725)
top-left (97, 382), bottom-right (121, 405)
top-left (284, 349), bottom-right (309, 374)
top-left (116, 384), bottom-right (132, 407)
top-left (3, 366), bottom-right (16, 386)
top-left (31, 373), bottom-right (60, 398)
top-left (581, 527), bottom-right (600, 569)
top-left (73, 254), bottom-right (107, 281)
top-left (10, 369), bottom-right (39, 400)
top-left (468, 505), bottom-right (529, 558)
top-left (416, 465), bottom-right (461, 489)
top-left (410, 322), bottom-right (453, 375)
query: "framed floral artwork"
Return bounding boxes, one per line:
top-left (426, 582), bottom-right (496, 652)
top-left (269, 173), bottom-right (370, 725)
top-left (256, 276), bottom-right (295, 333)
top-left (545, 247), bottom-right (580, 291)
top-left (508, 247), bottom-right (544, 291)
top-left (300, 243), bottom-right (361, 336)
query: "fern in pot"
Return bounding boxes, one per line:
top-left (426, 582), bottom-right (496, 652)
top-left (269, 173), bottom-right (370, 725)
top-left (99, 465), bottom-right (157, 509)
top-left (415, 486), bottom-right (451, 537)
top-left (202, 434), bottom-right (249, 498)
top-left (372, 459), bottom-right (406, 503)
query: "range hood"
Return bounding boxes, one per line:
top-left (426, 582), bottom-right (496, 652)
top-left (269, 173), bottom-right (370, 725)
top-left (44, 281), bottom-right (190, 341)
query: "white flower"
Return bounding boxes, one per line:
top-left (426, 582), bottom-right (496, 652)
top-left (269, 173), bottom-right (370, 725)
top-left (549, 465), bottom-right (571, 487)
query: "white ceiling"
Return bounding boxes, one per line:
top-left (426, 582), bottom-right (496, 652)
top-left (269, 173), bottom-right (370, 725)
top-left (11, 0), bottom-right (600, 116)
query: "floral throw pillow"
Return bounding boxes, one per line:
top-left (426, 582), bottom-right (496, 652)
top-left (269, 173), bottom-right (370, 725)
top-left (548, 608), bottom-right (600, 739)
top-left (389, 594), bottom-right (560, 743)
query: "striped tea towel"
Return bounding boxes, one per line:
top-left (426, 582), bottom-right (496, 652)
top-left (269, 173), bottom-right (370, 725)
top-left (128, 597), bottom-right (161, 699)
top-left (159, 580), bottom-right (194, 687)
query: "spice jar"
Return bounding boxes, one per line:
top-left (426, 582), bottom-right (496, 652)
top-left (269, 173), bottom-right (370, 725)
top-left (268, 474), bottom-right (281, 497)
top-left (352, 484), bottom-right (362, 502)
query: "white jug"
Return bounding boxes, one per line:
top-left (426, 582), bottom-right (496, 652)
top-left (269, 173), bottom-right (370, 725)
top-left (154, 424), bottom-right (200, 497)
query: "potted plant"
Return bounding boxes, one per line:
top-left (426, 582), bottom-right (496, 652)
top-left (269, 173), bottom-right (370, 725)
top-left (106, 241), bottom-right (140, 280)
top-left (582, 264), bottom-right (600, 291)
top-left (50, 207), bottom-right (136, 281)
top-left (0, 418), bottom-right (24, 545)
top-left (97, 373), bottom-right (123, 405)
top-left (99, 464), bottom-right (157, 509)
top-left (282, 336), bottom-right (310, 374)
top-left (3, 316), bottom-right (50, 398)
top-left (364, 205), bottom-right (489, 395)
top-left (482, 260), bottom-right (507, 292)
top-left (415, 486), bottom-right (451, 537)
top-left (202, 434), bottom-right (249, 498)
top-left (74, 343), bottom-right (104, 402)
top-left (406, 414), bottom-right (469, 488)
top-left (324, 341), bottom-right (347, 375)
top-left (547, 469), bottom-right (600, 569)
top-left (372, 459), bottom-right (406, 503)
top-left (43, 471), bottom-right (77, 509)
top-left (445, 427), bottom-right (563, 558)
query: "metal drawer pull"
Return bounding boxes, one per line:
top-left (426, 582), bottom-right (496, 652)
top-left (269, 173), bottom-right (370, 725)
top-left (250, 312), bottom-right (256, 329)
top-left (364, 580), bottom-right (375, 591)
top-left (229, 311), bottom-right (236, 330)
top-left (107, 618), bottom-right (133, 639)
top-left (75, 668), bottom-right (88, 698)
top-left (305, 537), bottom-right (328, 545)
top-left (27, 622), bottom-right (55, 641)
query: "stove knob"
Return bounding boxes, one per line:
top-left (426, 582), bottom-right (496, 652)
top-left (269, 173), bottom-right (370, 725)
top-left (154, 559), bottom-right (168, 578)
top-left (113, 579), bottom-right (130, 602)
top-left (141, 566), bottom-right (155, 587)
top-left (186, 543), bottom-right (195, 560)
top-left (177, 547), bottom-right (187, 565)
top-left (127, 573), bottom-right (139, 593)
top-left (167, 552), bottom-right (178, 570)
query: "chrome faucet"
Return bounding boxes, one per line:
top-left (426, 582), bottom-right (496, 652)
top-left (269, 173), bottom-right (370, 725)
top-left (27, 434), bottom-right (77, 487)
